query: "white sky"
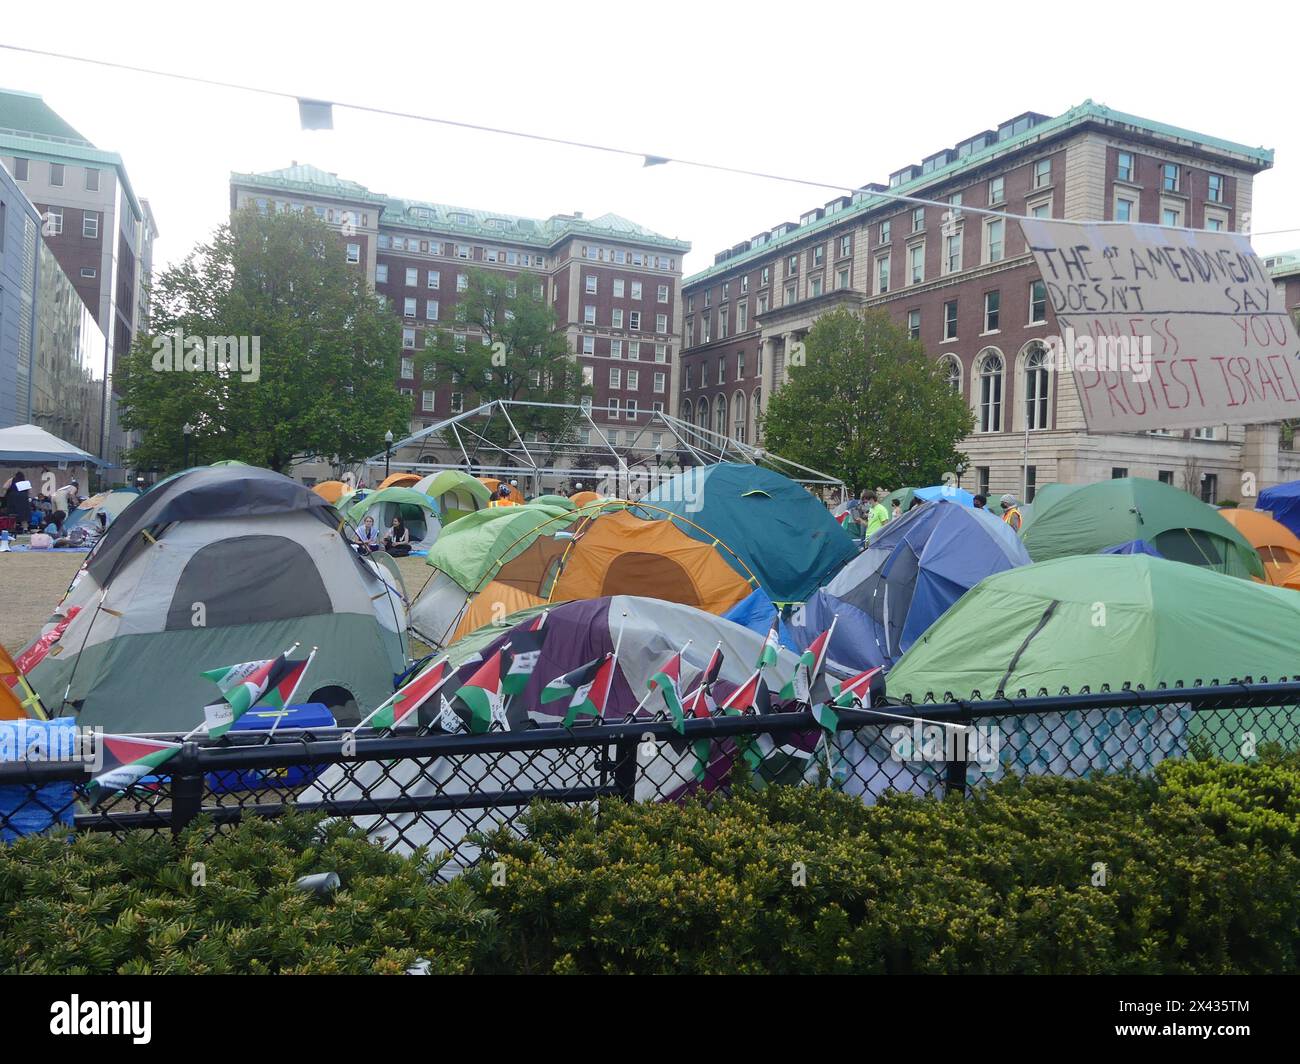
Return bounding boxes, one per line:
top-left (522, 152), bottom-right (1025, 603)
top-left (3, 0), bottom-right (1297, 277)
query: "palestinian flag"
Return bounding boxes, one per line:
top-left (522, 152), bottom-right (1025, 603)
top-left (720, 669), bottom-right (765, 715)
top-left (200, 654), bottom-right (290, 737)
top-left (265, 658), bottom-right (310, 710)
top-left (779, 627), bottom-right (833, 704)
top-left (649, 652), bottom-right (686, 733)
top-left (371, 658), bottom-right (450, 730)
top-left (449, 651), bottom-right (506, 734)
top-left (831, 666), bottom-right (884, 708)
top-left (88, 735), bottom-right (182, 797)
top-left (541, 654), bottom-right (614, 727)
top-left (756, 625), bottom-right (781, 669)
top-left (682, 644), bottom-right (723, 719)
top-left (502, 629), bottom-right (546, 697)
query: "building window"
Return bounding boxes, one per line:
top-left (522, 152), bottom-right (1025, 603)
top-left (609, 367), bottom-right (622, 388)
top-left (456, 244), bottom-right (470, 259)
top-left (44, 207), bottom-right (62, 235)
top-left (402, 328), bottom-right (416, 348)
top-left (612, 308), bottom-right (624, 329)
top-left (582, 336), bottom-right (595, 355)
top-left (1116, 151), bottom-right (1135, 183)
top-left (1158, 470), bottom-right (1174, 485)
top-left (1025, 466), bottom-right (1037, 503)
top-left (944, 231), bottom-right (962, 274)
top-left (627, 369), bottom-right (640, 390)
top-left (1205, 215), bottom-right (1225, 232)
top-left (985, 219), bottom-right (1004, 263)
top-left (1111, 467), bottom-right (1128, 479)
top-left (584, 305), bottom-right (596, 325)
top-left (654, 371), bottom-right (666, 393)
top-left (1161, 163), bottom-right (1180, 192)
top-left (82, 212), bottom-right (99, 239)
top-left (875, 254), bottom-right (890, 294)
top-left (1029, 197), bottom-right (1051, 219)
top-left (426, 300), bottom-right (439, 320)
top-left (1208, 173), bottom-right (1224, 203)
top-left (401, 357), bottom-right (414, 378)
top-left (718, 358), bottom-right (726, 384)
top-left (427, 270), bottom-right (439, 289)
top-left (49, 163), bottom-right (64, 187)
top-left (658, 284), bottom-right (670, 302)
top-left (586, 275), bottom-right (598, 294)
top-left (811, 245), bottom-right (824, 267)
top-left (1024, 342), bottom-right (1050, 430)
top-left (629, 311), bottom-right (641, 330)
top-left (456, 273), bottom-right (468, 292)
top-left (787, 254), bottom-right (799, 275)
top-left (12, 157), bottom-right (28, 181)
top-left (784, 283), bottom-right (797, 306)
top-left (908, 243), bottom-right (924, 285)
top-left (1162, 204), bottom-right (1183, 228)
top-left (1115, 196), bottom-right (1135, 223)
top-left (451, 393), bottom-right (464, 414)
top-left (979, 351), bottom-right (1004, 432)
top-left (909, 206), bottom-right (923, 233)
top-left (809, 276), bottom-right (824, 298)
top-left (1029, 281), bottom-right (1047, 324)
top-left (839, 235), bottom-right (852, 258)
top-left (655, 344), bottom-right (668, 363)
top-left (737, 303), bottom-right (748, 332)
top-left (1033, 158), bottom-right (1052, 188)
top-left (942, 356), bottom-right (961, 395)
top-left (403, 298), bottom-right (417, 317)
top-left (943, 299), bottom-right (958, 341)
top-left (656, 313), bottom-right (668, 333)
top-left (907, 309), bottom-right (921, 340)
top-left (988, 176), bottom-right (1004, 204)
top-left (79, 267), bottom-right (96, 278)
top-left (405, 267), bottom-right (418, 287)
top-left (84, 168), bottom-right (100, 192)
top-left (422, 390), bottom-right (435, 412)
top-left (984, 290), bottom-right (1001, 332)
top-left (977, 466), bottom-right (990, 496)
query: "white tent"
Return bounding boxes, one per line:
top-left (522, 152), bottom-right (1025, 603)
top-left (0, 424), bottom-right (106, 467)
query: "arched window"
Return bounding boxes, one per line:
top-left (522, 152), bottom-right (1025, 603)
top-left (714, 395), bottom-right (727, 437)
top-left (698, 401), bottom-right (709, 432)
top-left (940, 355), bottom-right (962, 396)
top-left (1023, 341), bottom-right (1050, 430)
top-left (732, 391), bottom-right (747, 444)
top-left (681, 399), bottom-right (693, 426)
top-left (977, 349), bottom-right (1003, 433)
top-left (751, 389), bottom-right (762, 440)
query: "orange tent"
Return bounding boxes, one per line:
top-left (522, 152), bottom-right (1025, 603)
top-left (451, 509), bottom-right (754, 640)
top-left (480, 478), bottom-right (525, 504)
top-left (378, 472), bottom-right (422, 490)
top-left (570, 490), bottom-right (602, 507)
top-left (312, 480), bottom-right (350, 504)
top-left (1218, 508), bottom-right (1300, 587)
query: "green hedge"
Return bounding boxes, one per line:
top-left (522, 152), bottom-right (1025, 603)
top-left (3, 754), bottom-right (1299, 974)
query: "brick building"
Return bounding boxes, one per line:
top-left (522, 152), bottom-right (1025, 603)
top-left (680, 100), bottom-right (1300, 503)
top-left (229, 165), bottom-right (689, 474)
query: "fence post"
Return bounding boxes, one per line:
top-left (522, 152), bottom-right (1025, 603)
top-left (170, 742), bottom-right (203, 837)
top-left (944, 711), bottom-right (970, 799)
top-left (612, 735), bottom-right (639, 803)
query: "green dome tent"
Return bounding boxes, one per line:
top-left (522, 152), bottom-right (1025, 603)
top-left (887, 554), bottom-right (1298, 767)
top-left (348, 486), bottom-right (442, 549)
top-left (1021, 477), bottom-right (1263, 579)
top-left (412, 470), bottom-right (491, 524)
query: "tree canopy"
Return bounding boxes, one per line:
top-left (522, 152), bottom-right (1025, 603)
top-left (117, 206), bottom-right (409, 473)
top-left (760, 308), bottom-right (973, 490)
top-left (419, 268), bottom-right (590, 463)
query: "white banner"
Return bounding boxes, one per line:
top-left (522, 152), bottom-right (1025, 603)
top-left (1021, 219), bottom-right (1300, 432)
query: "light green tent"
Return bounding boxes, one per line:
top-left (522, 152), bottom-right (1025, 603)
top-left (412, 470), bottom-right (491, 524)
top-left (887, 554), bottom-right (1298, 765)
top-left (531, 494), bottom-right (576, 511)
top-left (1021, 478), bottom-right (1263, 579)
top-left (407, 503), bottom-right (576, 647)
top-left (348, 486), bottom-right (442, 549)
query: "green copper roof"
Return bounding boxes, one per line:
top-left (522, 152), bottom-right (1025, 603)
top-left (685, 100), bottom-right (1275, 286)
top-left (1267, 250), bottom-right (1300, 278)
top-left (0, 89), bottom-right (91, 145)
top-left (0, 91), bottom-right (143, 220)
top-left (232, 166), bottom-right (689, 252)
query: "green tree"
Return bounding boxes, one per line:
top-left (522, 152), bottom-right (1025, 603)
top-left (760, 308), bottom-right (973, 490)
top-left (117, 206), bottom-right (409, 473)
top-left (419, 268), bottom-right (590, 464)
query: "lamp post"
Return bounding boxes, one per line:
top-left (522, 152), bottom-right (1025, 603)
top-left (955, 461), bottom-right (966, 489)
top-left (384, 429), bottom-right (394, 482)
top-left (182, 422), bottom-right (194, 469)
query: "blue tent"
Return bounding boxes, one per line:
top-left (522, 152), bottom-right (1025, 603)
top-left (720, 586), bottom-right (800, 650)
top-left (787, 499), bottom-right (1030, 672)
top-left (636, 463), bottom-right (858, 603)
top-left (1100, 539), bottom-right (1164, 557)
top-left (1257, 481), bottom-right (1300, 539)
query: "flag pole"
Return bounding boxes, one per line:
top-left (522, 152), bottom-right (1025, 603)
top-left (350, 653), bottom-right (450, 734)
top-left (266, 646), bottom-right (316, 743)
top-left (633, 638), bottom-right (691, 717)
top-left (500, 609), bottom-right (548, 724)
top-left (605, 610), bottom-right (627, 722)
top-left (186, 642), bottom-right (299, 742)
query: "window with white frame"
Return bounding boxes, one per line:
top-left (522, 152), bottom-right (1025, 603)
top-left (1033, 158), bottom-right (1052, 188)
top-left (1162, 202), bottom-right (1183, 228)
top-left (403, 328), bottom-right (416, 349)
top-left (406, 267), bottom-right (418, 286)
top-left (456, 244), bottom-right (470, 258)
top-left (612, 308), bottom-right (624, 328)
top-left (629, 342), bottom-right (641, 360)
top-left (876, 254), bottom-right (890, 294)
top-left (422, 390), bottom-right (435, 412)
top-left (626, 399), bottom-right (638, 419)
top-left (656, 313), bottom-right (668, 333)
top-left (1161, 163), bottom-right (1180, 192)
top-left (629, 311), bottom-right (641, 330)
top-left (1116, 151), bottom-right (1135, 183)
top-left (1115, 195), bottom-right (1136, 222)
top-left (1208, 173), bottom-right (1224, 203)
top-left (809, 276), bottom-right (823, 298)
top-left (451, 393), bottom-right (464, 413)
top-left (736, 303), bottom-right (748, 332)
top-left (611, 339), bottom-right (623, 359)
top-left (43, 208), bottom-right (62, 235)
top-left (879, 220), bottom-right (891, 244)
top-left (1029, 280), bottom-right (1048, 323)
top-left (82, 212), bottom-right (99, 239)
top-left (655, 344), bottom-right (667, 363)
top-left (584, 305), bottom-right (596, 325)
top-left (654, 371), bottom-right (665, 392)
top-left (586, 275), bottom-right (598, 294)
top-left (989, 175), bottom-right (1005, 204)
top-left (907, 309), bottom-right (921, 339)
top-left (346, 243), bottom-right (360, 263)
top-left (912, 206), bottom-right (925, 232)
top-left (401, 357), bottom-right (414, 378)
top-left (839, 234), bottom-right (852, 258)
top-left (1024, 342), bottom-right (1050, 429)
top-left (403, 297), bottom-right (417, 317)
top-left (984, 290), bottom-right (1001, 332)
top-left (582, 336), bottom-right (595, 355)
top-left (985, 219), bottom-right (1004, 263)
top-left (457, 273), bottom-right (468, 291)
top-left (427, 270), bottom-right (439, 288)
top-left (658, 284), bottom-right (669, 302)
top-left (787, 254), bottom-right (799, 274)
top-left (631, 282), bottom-right (643, 299)
top-left (627, 369), bottom-right (639, 390)
top-left (608, 398), bottom-right (620, 419)
top-left (908, 243), bottom-right (924, 285)
top-left (942, 356), bottom-right (961, 395)
top-left (609, 367), bottom-right (622, 388)
top-left (376, 263), bottom-right (389, 283)
top-left (836, 267), bottom-right (850, 290)
top-left (582, 365), bottom-right (594, 386)
top-left (426, 300), bottom-right (439, 320)
top-left (979, 351), bottom-right (1004, 432)
top-left (944, 231), bottom-right (961, 274)
top-left (943, 299), bottom-right (958, 341)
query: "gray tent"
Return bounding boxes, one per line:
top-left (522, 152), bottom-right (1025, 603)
top-left (22, 466), bottom-right (407, 732)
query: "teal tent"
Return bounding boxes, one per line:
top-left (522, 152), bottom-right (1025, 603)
top-left (636, 464), bottom-right (858, 602)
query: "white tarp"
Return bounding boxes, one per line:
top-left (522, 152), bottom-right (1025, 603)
top-left (1021, 219), bottom-right (1300, 433)
top-left (0, 424), bottom-right (106, 467)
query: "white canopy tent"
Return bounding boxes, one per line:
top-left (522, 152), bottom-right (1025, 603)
top-left (0, 424), bottom-right (107, 467)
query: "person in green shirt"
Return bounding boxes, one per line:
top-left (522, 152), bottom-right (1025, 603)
top-left (854, 490), bottom-right (890, 542)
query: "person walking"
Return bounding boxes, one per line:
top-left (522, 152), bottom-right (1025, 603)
top-left (1000, 493), bottom-right (1023, 531)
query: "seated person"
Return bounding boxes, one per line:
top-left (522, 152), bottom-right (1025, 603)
top-left (382, 516), bottom-right (412, 557)
top-left (352, 515), bottom-right (381, 554)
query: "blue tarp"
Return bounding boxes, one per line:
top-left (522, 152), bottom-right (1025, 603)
top-left (0, 718), bottom-right (78, 842)
top-left (787, 500), bottom-right (1030, 672)
top-left (637, 463), bottom-right (858, 603)
top-left (1100, 539), bottom-right (1164, 557)
top-left (721, 587), bottom-right (800, 651)
top-left (1258, 481), bottom-right (1300, 539)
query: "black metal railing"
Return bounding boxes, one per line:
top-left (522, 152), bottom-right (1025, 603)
top-left (2, 681), bottom-right (1297, 876)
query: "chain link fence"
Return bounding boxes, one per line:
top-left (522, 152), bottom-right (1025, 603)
top-left (3, 681), bottom-right (1298, 875)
